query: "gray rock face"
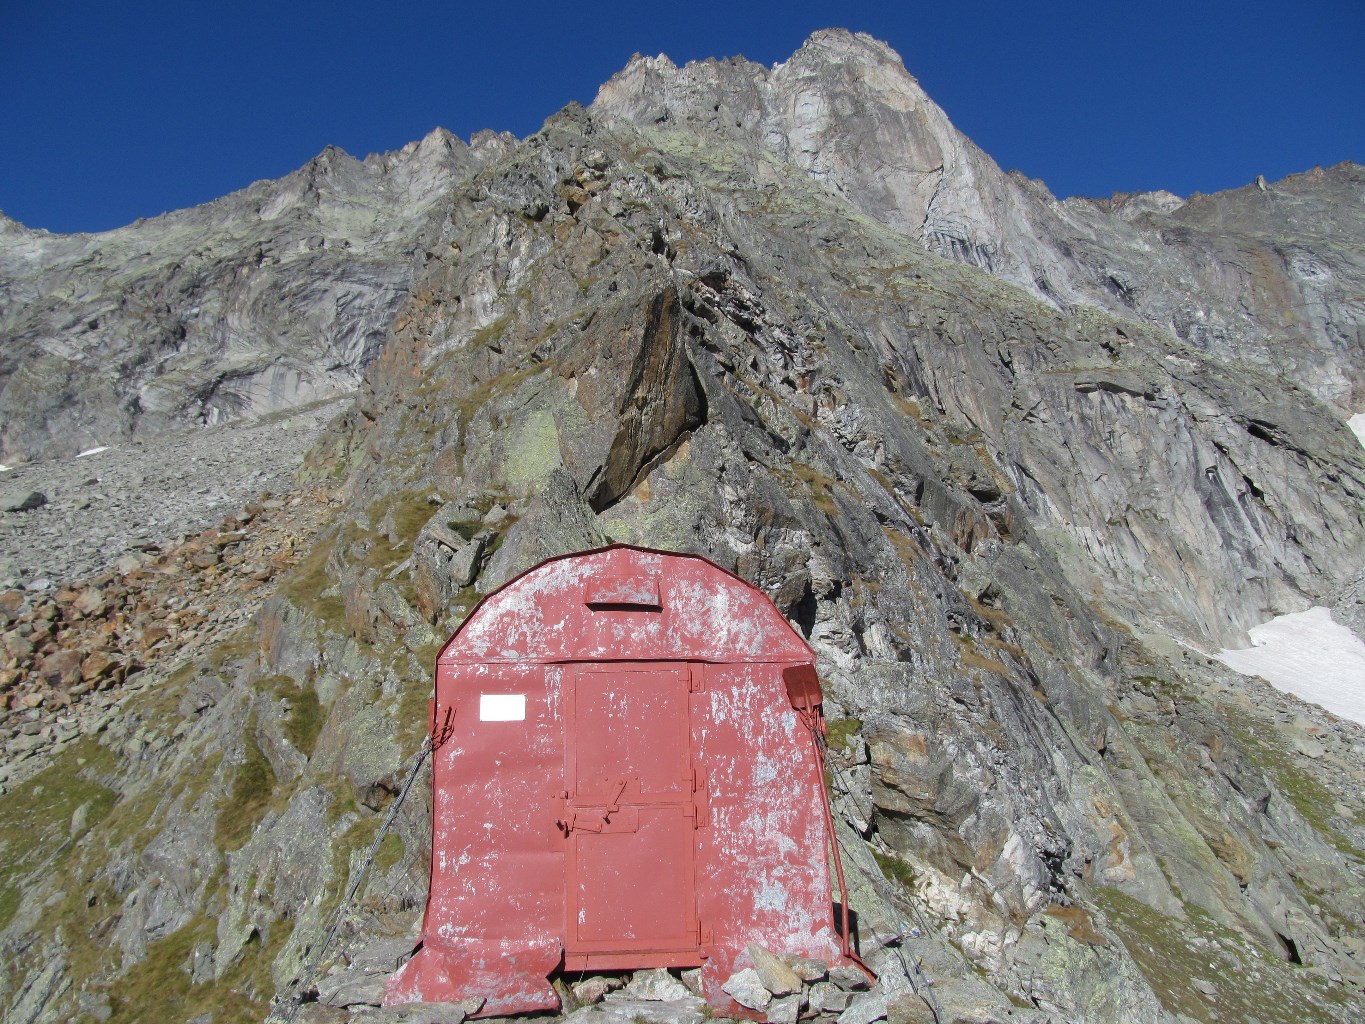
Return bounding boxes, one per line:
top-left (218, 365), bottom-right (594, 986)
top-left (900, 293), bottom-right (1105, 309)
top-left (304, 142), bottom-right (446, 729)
top-left (594, 31), bottom-right (1365, 416)
top-left (764, 993), bottom-right (802, 1024)
top-left (317, 969), bottom-right (386, 1008)
top-left (570, 977), bottom-right (616, 1005)
top-left (836, 990), bottom-right (891, 1024)
top-left (828, 966), bottom-right (874, 993)
top-left (722, 968), bottom-right (773, 1010)
top-left (0, 396), bottom-right (340, 587)
top-left (622, 969), bottom-right (694, 1002)
top-left (746, 944), bottom-right (803, 996)
top-left (2, 27), bottom-right (1364, 1024)
top-left (568, 998), bottom-right (707, 1024)
top-left (1, 491), bottom-right (45, 513)
top-left (0, 128), bottom-right (514, 462)
top-left (808, 981), bottom-right (850, 1014)
top-left (351, 1002), bottom-right (480, 1024)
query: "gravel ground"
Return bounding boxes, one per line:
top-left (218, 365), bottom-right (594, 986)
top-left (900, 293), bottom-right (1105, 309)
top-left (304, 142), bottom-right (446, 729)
top-left (0, 396), bottom-right (349, 588)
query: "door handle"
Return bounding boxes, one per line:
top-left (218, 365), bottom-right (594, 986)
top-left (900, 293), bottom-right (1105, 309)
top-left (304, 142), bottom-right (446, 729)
top-left (558, 810), bottom-right (606, 835)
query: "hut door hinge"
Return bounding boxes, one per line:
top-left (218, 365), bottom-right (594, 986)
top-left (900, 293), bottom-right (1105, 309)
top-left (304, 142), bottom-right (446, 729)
top-left (689, 769), bottom-right (709, 829)
top-left (687, 664), bottom-right (705, 693)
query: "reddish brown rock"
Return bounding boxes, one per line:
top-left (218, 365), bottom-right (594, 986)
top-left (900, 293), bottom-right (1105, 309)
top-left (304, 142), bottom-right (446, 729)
top-left (74, 587), bottom-right (107, 617)
top-left (39, 649), bottom-right (83, 687)
top-left (140, 625), bottom-right (171, 651)
top-left (0, 590), bottom-right (27, 621)
top-left (80, 650), bottom-right (117, 682)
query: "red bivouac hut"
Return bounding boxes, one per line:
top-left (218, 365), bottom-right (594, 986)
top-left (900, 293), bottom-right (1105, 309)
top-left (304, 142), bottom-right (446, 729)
top-left (386, 544), bottom-right (850, 1015)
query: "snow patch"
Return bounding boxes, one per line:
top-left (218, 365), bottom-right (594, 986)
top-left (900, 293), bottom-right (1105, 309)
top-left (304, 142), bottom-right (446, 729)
top-left (1349, 412), bottom-right (1365, 448)
top-left (1216, 606), bottom-right (1365, 725)
top-left (76, 446), bottom-right (109, 458)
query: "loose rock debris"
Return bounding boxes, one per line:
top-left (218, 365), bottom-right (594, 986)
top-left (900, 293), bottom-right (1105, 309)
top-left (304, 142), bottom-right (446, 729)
top-left (0, 486), bottom-right (341, 790)
top-left (290, 950), bottom-right (930, 1024)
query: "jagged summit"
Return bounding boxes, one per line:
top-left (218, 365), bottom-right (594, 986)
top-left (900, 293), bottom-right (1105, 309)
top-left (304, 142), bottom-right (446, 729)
top-left (776, 27), bottom-right (932, 93)
top-left (592, 34), bottom-right (1363, 414)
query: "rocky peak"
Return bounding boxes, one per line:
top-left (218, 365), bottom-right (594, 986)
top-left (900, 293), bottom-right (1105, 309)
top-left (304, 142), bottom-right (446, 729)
top-left (381, 125), bottom-right (464, 164)
top-left (594, 36), bottom-right (1365, 416)
top-left (790, 26), bottom-right (912, 67)
top-left (1080, 189), bottom-right (1187, 222)
top-left (592, 30), bottom-right (1029, 268)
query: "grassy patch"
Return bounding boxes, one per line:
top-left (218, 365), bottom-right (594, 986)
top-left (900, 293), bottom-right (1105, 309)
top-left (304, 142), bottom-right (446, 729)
top-left (215, 718), bottom-right (277, 851)
top-left (106, 914), bottom-right (270, 1024)
top-left (397, 664), bottom-right (437, 751)
top-left (791, 461), bottom-right (841, 516)
top-left (177, 749), bottom-right (225, 814)
top-left (825, 717), bottom-right (863, 753)
top-left (447, 517), bottom-right (482, 542)
top-left (374, 831), bottom-right (405, 872)
top-left (468, 313), bottom-right (512, 350)
top-left (387, 495), bottom-right (436, 548)
top-left (264, 676), bottom-right (324, 758)
top-left (324, 776), bottom-right (360, 825)
top-left (0, 741), bottom-right (118, 931)
top-left (887, 391), bottom-right (933, 428)
top-left (45, 873), bottom-right (120, 990)
top-left (332, 814), bottom-right (383, 892)
top-left (202, 626), bottom-right (261, 678)
top-left (1095, 887), bottom-right (1358, 1024)
top-left (1043, 904), bottom-right (1108, 946)
top-left (872, 849), bottom-right (917, 890)
top-left (1219, 706), bottom-right (1365, 862)
top-left (102, 782), bottom-right (167, 850)
top-left (881, 524), bottom-right (926, 573)
top-left (282, 686), bottom-right (323, 758)
top-left (956, 641), bottom-right (1013, 678)
top-left (279, 538), bottom-right (347, 631)
top-left (443, 356), bottom-right (548, 432)
top-left (367, 489), bottom-right (436, 559)
top-left (107, 916), bottom-right (207, 1023)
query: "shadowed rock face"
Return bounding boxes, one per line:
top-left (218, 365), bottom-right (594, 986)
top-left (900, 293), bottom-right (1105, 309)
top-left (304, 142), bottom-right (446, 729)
top-left (584, 286), bottom-right (708, 511)
top-left (1, 29), bottom-right (1364, 1024)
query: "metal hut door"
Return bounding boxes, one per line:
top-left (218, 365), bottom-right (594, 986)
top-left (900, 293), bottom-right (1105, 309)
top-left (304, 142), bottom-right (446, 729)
top-left (562, 663), bottom-right (704, 968)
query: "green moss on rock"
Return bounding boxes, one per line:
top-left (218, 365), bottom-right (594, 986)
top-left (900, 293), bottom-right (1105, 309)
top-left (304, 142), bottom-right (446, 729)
top-left (825, 717), bottom-right (863, 752)
top-left (0, 741), bottom-right (117, 930)
top-left (374, 831), bottom-right (405, 873)
top-left (504, 406), bottom-right (563, 492)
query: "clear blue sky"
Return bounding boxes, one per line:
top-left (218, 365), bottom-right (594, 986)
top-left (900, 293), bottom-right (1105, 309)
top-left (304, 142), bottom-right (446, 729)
top-left (3, 1), bottom-right (1361, 234)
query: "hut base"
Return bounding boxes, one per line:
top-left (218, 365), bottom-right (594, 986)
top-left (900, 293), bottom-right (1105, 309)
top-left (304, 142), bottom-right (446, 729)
top-left (384, 938), bottom-right (561, 1017)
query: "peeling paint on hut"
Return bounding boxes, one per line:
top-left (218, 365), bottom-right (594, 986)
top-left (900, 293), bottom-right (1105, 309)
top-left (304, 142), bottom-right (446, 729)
top-left (386, 544), bottom-right (849, 1016)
